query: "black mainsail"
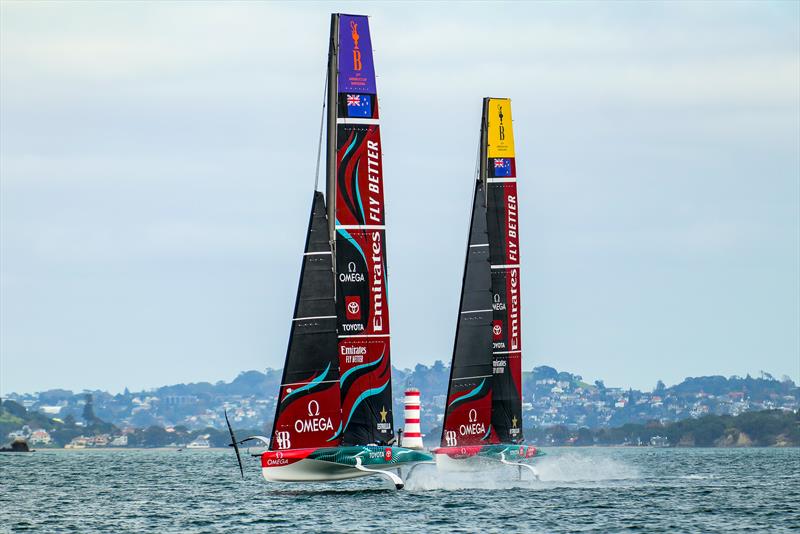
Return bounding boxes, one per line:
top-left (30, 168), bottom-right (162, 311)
top-left (269, 192), bottom-right (341, 450)
top-left (441, 180), bottom-right (494, 447)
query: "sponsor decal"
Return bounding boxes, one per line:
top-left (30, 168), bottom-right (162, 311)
top-left (370, 230), bottom-right (385, 332)
top-left (275, 431), bottom-right (291, 450)
top-left (493, 158), bottom-right (512, 177)
top-left (507, 194), bottom-right (518, 263)
top-left (498, 104), bottom-right (506, 140)
top-left (492, 320), bottom-right (503, 340)
top-left (384, 447), bottom-right (392, 461)
top-left (365, 139), bottom-right (382, 223)
top-left (293, 400), bottom-right (335, 434)
top-left (445, 430), bottom-right (457, 447)
top-left (350, 21), bottom-right (361, 71)
top-left (346, 94), bottom-right (372, 117)
top-left (492, 293), bottom-right (506, 311)
top-left (493, 357), bottom-right (506, 375)
top-left (339, 261), bottom-right (365, 283)
top-left (510, 414), bottom-right (521, 436)
top-left (508, 268), bottom-right (520, 351)
top-left (459, 408), bottom-right (486, 437)
top-left (345, 295), bottom-right (361, 320)
top-left (377, 405), bottom-right (391, 432)
top-left (266, 450), bottom-right (289, 466)
top-left (338, 15), bottom-right (376, 93)
top-left (340, 344), bottom-right (366, 364)
top-left (487, 98), bottom-right (515, 158)
top-left (504, 188), bottom-right (520, 352)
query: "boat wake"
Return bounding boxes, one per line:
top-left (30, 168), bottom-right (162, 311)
top-left (533, 452), bottom-right (639, 483)
top-left (405, 452), bottom-right (639, 491)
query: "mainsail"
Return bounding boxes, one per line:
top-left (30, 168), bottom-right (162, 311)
top-left (441, 180), bottom-right (494, 447)
top-left (269, 192), bottom-right (341, 450)
top-left (441, 98), bottom-right (524, 447)
top-left (269, 14), bottom-right (394, 451)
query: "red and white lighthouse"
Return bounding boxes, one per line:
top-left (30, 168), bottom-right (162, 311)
top-left (402, 388), bottom-right (424, 449)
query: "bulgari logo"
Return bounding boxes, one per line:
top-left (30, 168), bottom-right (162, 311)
top-left (307, 400), bottom-right (320, 417)
top-left (350, 20), bottom-right (362, 71)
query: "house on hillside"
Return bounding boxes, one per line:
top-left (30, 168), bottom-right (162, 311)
top-left (29, 429), bottom-right (52, 445)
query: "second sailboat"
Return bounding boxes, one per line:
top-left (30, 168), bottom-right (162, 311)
top-left (433, 98), bottom-right (543, 477)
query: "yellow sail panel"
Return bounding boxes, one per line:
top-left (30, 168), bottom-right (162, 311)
top-left (486, 98), bottom-right (515, 158)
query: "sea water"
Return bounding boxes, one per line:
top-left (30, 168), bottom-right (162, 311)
top-left (1, 447), bottom-right (798, 532)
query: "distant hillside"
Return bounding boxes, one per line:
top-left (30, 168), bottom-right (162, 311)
top-left (5, 364), bottom-right (797, 435)
top-left (0, 397), bottom-right (116, 447)
top-left (528, 409), bottom-right (800, 447)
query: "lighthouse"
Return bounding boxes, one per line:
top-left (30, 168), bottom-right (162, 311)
top-left (401, 388), bottom-right (424, 449)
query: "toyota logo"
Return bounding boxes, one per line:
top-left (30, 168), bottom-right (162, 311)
top-left (307, 399), bottom-right (320, 417)
top-left (347, 300), bottom-right (360, 315)
top-left (492, 324), bottom-right (502, 336)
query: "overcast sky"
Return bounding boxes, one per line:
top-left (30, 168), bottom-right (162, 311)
top-left (1, 1), bottom-right (798, 395)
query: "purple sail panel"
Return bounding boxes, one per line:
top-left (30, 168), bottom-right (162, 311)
top-left (338, 14), bottom-right (376, 94)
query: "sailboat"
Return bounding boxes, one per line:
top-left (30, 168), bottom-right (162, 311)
top-left (226, 14), bottom-right (432, 489)
top-left (432, 98), bottom-right (543, 477)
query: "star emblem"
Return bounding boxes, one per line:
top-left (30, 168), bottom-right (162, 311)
top-left (512, 415), bottom-right (518, 428)
top-left (379, 406), bottom-right (388, 423)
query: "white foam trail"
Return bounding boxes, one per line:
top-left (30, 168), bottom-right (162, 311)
top-left (534, 452), bottom-right (639, 483)
top-left (405, 463), bottom-right (535, 491)
top-left (404, 451), bottom-right (639, 491)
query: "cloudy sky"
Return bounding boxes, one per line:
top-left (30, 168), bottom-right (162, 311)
top-left (1, 1), bottom-right (798, 394)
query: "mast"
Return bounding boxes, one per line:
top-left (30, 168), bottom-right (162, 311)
top-left (479, 99), bottom-right (489, 197)
top-left (332, 14), bottom-right (395, 446)
top-left (326, 14), bottom-right (339, 244)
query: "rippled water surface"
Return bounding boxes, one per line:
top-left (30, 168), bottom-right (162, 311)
top-left (2, 447), bottom-right (798, 532)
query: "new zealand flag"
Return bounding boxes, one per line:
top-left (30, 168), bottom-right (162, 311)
top-left (493, 158), bottom-right (511, 177)
top-left (346, 94), bottom-right (372, 118)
